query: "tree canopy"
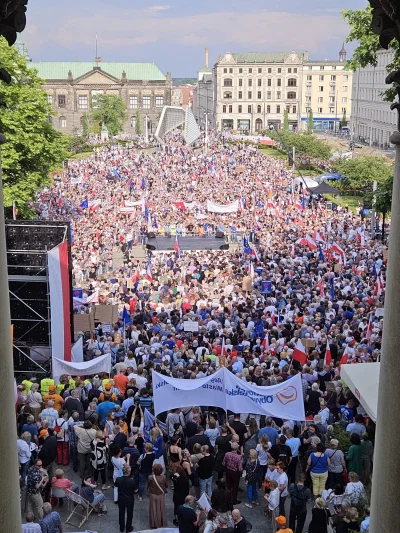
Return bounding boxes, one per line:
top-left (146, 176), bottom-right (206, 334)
top-left (342, 5), bottom-right (400, 101)
top-left (89, 93), bottom-right (127, 136)
top-left (335, 155), bottom-right (394, 192)
top-left (270, 130), bottom-right (331, 160)
top-left (0, 37), bottom-right (68, 217)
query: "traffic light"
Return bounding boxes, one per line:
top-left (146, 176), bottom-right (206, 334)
top-left (0, 0), bottom-right (28, 46)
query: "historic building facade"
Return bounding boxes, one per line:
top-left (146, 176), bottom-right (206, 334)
top-left (214, 51), bottom-right (308, 133)
top-left (29, 60), bottom-right (172, 134)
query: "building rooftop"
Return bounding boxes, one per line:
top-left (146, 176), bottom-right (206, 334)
top-left (29, 61), bottom-right (166, 81)
top-left (229, 52), bottom-right (308, 63)
top-left (305, 60), bottom-right (345, 65)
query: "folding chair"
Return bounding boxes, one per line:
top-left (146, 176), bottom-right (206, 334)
top-left (51, 487), bottom-right (69, 511)
top-left (65, 490), bottom-right (95, 528)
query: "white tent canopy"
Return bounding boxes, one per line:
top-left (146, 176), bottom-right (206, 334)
top-left (293, 176), bottom-right (319, 189)
top-left (340, 363), bottom-right (380, 422)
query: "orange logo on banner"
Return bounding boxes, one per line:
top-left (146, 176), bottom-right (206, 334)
top-left (276, 385), bottom-right (298, 406)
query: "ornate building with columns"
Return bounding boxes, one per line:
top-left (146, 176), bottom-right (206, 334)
top-left (29, 59), bottom-right (172, 134)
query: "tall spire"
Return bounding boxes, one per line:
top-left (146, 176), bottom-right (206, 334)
top-left (339, 41), bottom-right (346, 62)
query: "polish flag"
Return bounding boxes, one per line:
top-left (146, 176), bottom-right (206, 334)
top-left (357, 227), bottom-right (365, 246)
top-left (374, 275), bottom-right (385, 298)
top-left (317, 278), bottom-right (324, 298)
top-left (324, 340), bottom-right (332, 366)
top-left (295, 236), bottom-right (317, 250)
top-left (131, 268), bottom-right (140, 284)
top-left (365, 315), bottom-right (374, 341)
top-left (146, 261), bottom-right (154, 283)
top-left (292, 338), bottom-right (308, 365)
top-left (174, 235), bottom-right (181, 257)
top-left (340, 345), bottom-right (349, 365)
top-left (331, 242), bottom-right (346, 265)
top-left (88, 200), bottom-right (100, 211)
top-left (261, 333), bottom-right (269, 355)
top-left (313, 230), bottom-right (325, 243)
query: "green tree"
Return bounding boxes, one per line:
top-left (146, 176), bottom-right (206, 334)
top-left (283, 109), bottom-right (289, 132)
top-left (307, 108), bottom-right (314, 134)
top-left (89, 93), bottom-right (127, 136)
top-left (0, 37), bottom-right (67, 217)
top-left (81, 112), bottom-right (89, 137)
top-left (270, 130), bottom-right (331, 160)
top-left (342, 6), bottom-right (400, 101)
top-left (375, 175), bottom-right (393, 242)
top-left (135, 109), bottom-right (141, 135)
top-left (335, 155), bottom-right (394, 192)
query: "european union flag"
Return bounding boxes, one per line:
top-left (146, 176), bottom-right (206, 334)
top-left (318, 245), bottom-right (325, 262)
top-left (122, 307), bottom-right (131, 326)
top-left (254, 319), bottom-right (264, 338)
top-left (329, 276), bottom-right (335, 300)
top-left (372, 264), bottom-right (378, 277)
top-left (141, 176), bottom-right (146, 189)
top-left (79, 199), bottom-right (88, 210)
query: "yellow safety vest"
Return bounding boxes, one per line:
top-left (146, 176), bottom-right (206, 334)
top-left (40, 378), bottom-right (55, 397)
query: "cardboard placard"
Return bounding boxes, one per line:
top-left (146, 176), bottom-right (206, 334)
top-left (301, 339), bottom-right (316, 350)
top-left (334, 264), bottom-right (343, 272)
top-left (94, 304), bottom-right (119, 324)
top-left (183, 320), bottom-right (199, 332)
top-left (73, 313), bottom-right (95, 333)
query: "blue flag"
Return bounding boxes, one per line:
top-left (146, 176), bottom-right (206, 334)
top-left (112, 168), bottom-right (122, 179)
top-left (318, 245), bottom-right (325, 262)
top-left (372, 264), bottom-right (378, 277)
top-left (141, 176), bottom-right (146, 189)
top-left (79, 199), bottom-right (88, 210)
top-left (122, 307), bottom-right (131, 326)
top-left (254, 319), bottom-right (264, 338)
top-left (301, 195), bottom-right (306, 210)
top-left (143, 409), bottom-right (167, 439)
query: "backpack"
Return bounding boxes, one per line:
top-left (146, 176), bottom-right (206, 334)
top-left (54, 420), bottom-right (66, 439)
top-left (242, 517), bottom-right (252, 532)
top-left (290, 485), bottom-right (308, 512)
top-left (277, 445), bottom-right (290, 466)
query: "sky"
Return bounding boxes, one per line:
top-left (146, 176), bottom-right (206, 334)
top-left (23, 0), bottom-right (368, 76)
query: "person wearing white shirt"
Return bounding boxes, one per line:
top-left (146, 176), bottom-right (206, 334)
top-left (128, 372), bottom-right (147, 390)
top-left (264, 480), bottom-right (280, 529)
top-left (22, 512), bottom-right (41, 533)
top-left (277, 462), bottom-right (289, 516)
top-left (18, 433), bottom-right (32, 485)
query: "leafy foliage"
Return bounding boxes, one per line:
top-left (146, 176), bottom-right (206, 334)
top-left (342, 6), bottom-right (400, 102)
top-left (0, 37), bottom-right (68, 217)
top-left (270, 130), bottom-right (331, 160)
top-left (307, 109), bottom-right (313, 134)
top-left (335, 155), bottom-right (394, 191)
top-left (135, 109), bottom-right (141, 135)
top-left (340, 109), bottom-right (348, 129)
top-left (375, 174), bottom-right (393, 214)
top-left (283, 109), bottom-right (289, 132)
top-left (89, 94), bottom-right (127, 136)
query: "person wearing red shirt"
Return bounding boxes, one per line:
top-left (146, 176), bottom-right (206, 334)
top-left (113, 370), bottom-right (129, 397)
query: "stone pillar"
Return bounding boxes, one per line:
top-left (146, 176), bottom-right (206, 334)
top-left (0, 141), bottom-right (22, 530)
top-left (370, 130), bottom-right (400, 533)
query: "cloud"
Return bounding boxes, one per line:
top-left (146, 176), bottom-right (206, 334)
top-left (148, 5), bottom-right (170, 12)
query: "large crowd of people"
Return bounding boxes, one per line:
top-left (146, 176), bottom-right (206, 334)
top-left (17, 131), bottom-right (382, 532)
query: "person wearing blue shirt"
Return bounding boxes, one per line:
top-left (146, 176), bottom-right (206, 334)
top-left (96, 397), bottom-right (117, 425)
top-left (360, 508), bottom-right (370, 531)
top-left (258, 418), bottom-right (279, 445)
top-left (285, 429), bottom-right (301, 484)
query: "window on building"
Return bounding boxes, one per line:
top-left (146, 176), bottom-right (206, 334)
top-left (257, 105), bottom-right (262, 113)
top-left (224, 68), bottom-right (227, 73)
top-left (277, 91), bottom-right (281, 99)
top-left (293, 105), bottom-right (297, 113)
top-left (257, 91), bottom-right (262, 99)
top-left (306, 96), bottom-right (311, 102)
top-left (329, 96), bottom-right (335, 103)
top-left (268, 68), bottom-right (272, 73)
top-left (307, 75), bottom-right (312, 81)
top-left (248, 91), bottom-right (252, 99)
top-left (249, 68), bottom-right (252, 73)
top-left (277, 105), bottom-right (281, 113)
top-left (129, 96), bottom-right (138, 108)
top-left (223, 105), bottom-right (227, 113)
top-left (224, 78), bottom-right (233, 87)
top-left (238, 79), bottom-right (243, 87)
top-left (267, 91), bottom-right (271, 99)
top-left (47, 95), bottom-right (53, 104)
top-left (248, 79), bottom-right (252, 87)
top-left (258, 79), bottom-right (262, 87)
top-left (248, 105), bottom-right (252, 113)
top-left (255, 118), bottom-right (262, 131)
top-left (258, 68), bottom-right (262, 73)
top-left (267, 105), bottom-right (271, 113)
top-left (331, 75), bottom-right (336, 81)
top-left (342, 97), bottom-right (348, 103)
top-left (58, 94), bottom-right (66, 107)
top-left (342, 107), bottom-right (347, 113)
top-left (294, 68), bottom-right (297, 73)
top-left (267, 78), bottom-right (272, 87)
top-left (155, 96), bottom-right (164, 107)
top-left (318, 107), bottom-right (323, 113)
top-left (320, 66), bottom-right (325, 70)
top-left (278, 68), bottom-right (281, 73)
top-left (238, 91), bottom-right (243, 99)
top-left (342, 85), bottom-right (348, 92)
top-left (343, 75), bottom-right (348, 81)
top-left (238, 105), bottom-right (242, 113)
top-left (287, 92), bottom-right (296, 99)
top-left (229, 68), bottom-right (233, 73)
top-left (239, 68), bottom-right (243, 73)
top-left (143, 96), bottom-right (151, 108)
top-left (229, 105), bottom-right (232, 113)
top-left (329, 107), bottom-right (335, 113)
top-left (288, 78), bottom-right (297, 87)
top-left (318, 97), bottom-right (323, 103)
top-left (319, 75), bottom-right (324, 81)
top-left (288, 68), bottom-right (292, 74)
top-left (286, 105), bottom-right (290, 112)
top-left (223, 91), bottom-right (232, 99)
top-left (319, 86), bottom-right (324, 92)
top-left (332, 65), bottom-right (337, 70)
top-left (277, 79), bottom-right (282, 87)
top-left (59, 116), bottom-right (66, 128)
top-left (78, 95), bottom-right (88, 109)
top-left (130, 116), bottom-right (136, 128)
top-left (91, 90), bottom-right (103, 108)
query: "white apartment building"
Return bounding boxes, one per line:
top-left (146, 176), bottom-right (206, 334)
top-left (214, 51), bottom-right (308, 132)
top-left (351, 49), bottom-right (397, 148)
top-left (301, 46), bottom-right (352, 131)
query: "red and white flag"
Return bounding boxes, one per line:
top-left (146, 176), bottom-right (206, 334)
top-left (261, 333), bottom-right (269, 356)
top-left (292, 338), bottom-right (308, 365)
top-left (340, 345), bottom-right (349, 365)
top-left (365, 315), bottom-right (374, 341)
top-left (331, 242), bottom-right (346, 266)
top-left (146, 261), bottom-right (154, 283)
top-left (324, 339), bottom-right (332, 366)
top-left (295, 236), bottom-right (317, 250)
top-left (313, 230), bottom-right (325, 243)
